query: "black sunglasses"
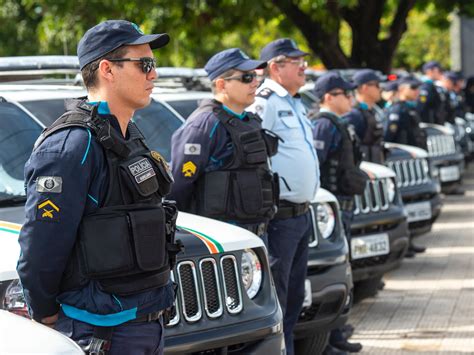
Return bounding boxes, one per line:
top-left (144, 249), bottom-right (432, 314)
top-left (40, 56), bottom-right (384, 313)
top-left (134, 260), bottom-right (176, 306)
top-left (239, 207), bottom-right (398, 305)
top-left (328, 90), bottom-right (351, 98)
top-left (106, 57), bottom-right (157, 74)
top-left (222, 72), bottom-right (258, 84)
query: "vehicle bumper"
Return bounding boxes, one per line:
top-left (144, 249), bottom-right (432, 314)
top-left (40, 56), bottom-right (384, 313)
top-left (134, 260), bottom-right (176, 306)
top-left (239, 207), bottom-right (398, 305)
top-left (350, 208), bottom-right (409, 282)
top-left (429, 152), bottom-right (464, 192)
top-left (294, 259), bottom-right (352, 339)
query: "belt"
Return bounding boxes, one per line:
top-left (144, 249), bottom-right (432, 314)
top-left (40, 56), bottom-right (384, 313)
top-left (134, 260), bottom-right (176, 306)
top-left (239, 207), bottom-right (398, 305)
top-left (275, 200), bottom-right (310, 219)
top-left (129, 310), bottom-right (163, 323)
top-left (245, 222), bottom-right (267, 237)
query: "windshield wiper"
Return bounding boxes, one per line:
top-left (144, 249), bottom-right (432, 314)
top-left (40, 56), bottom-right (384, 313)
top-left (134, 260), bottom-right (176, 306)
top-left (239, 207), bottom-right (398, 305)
top-left (0, 196), bottom-right (27, 206)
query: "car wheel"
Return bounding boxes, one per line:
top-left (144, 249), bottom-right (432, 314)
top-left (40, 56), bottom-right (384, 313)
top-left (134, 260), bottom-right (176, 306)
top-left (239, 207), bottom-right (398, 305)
top-left (294, 331), bottom-right (329, 355)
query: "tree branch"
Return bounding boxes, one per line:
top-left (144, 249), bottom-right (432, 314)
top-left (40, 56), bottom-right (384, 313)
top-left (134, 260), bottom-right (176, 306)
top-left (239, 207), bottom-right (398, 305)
top-left (383, 0), bottom-right (417, 53)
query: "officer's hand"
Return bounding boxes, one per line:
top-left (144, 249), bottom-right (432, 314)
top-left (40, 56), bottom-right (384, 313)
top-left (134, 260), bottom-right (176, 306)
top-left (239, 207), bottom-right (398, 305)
top-left (41, 312), bottom-right (58, 328)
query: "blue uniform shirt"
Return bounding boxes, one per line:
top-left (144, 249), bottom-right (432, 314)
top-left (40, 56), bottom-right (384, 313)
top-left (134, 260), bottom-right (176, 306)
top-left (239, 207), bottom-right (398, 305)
top-left (169, 99), bottom-right (252, 211)
top-left (311, 108), bottom-right (343, 165)
top-left (248, 79), bottom-right (319, 203)
top-left (17, 101), bottom-right (174, 325)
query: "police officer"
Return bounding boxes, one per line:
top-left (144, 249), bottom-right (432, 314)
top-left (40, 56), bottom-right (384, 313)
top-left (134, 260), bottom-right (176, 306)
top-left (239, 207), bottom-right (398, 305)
top-left (385, 76), bottom-right (428, 256)
top-left (311, 72), bottom-right (367, 354)
top-left (17, 20), bottom-right (179, 355)
top-left (247, 38), bottom-right (320, 355)
top-left (380, 80), bottom-right (399, 109)
top-left (418, 61), bottom-right (446, 124)
top-left (344, 69), bottom-right (385, 163)
top-left (169, 48), bottom-right (278, 238)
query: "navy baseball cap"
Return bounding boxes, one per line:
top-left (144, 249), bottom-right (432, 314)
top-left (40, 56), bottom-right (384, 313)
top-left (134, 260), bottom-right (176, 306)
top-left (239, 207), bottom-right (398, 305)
top-left (260, 38), bottom-right (309, 62)
top-left (398, 75), bottom-right (422, 88)
top-left (313, 71), bottom-right (356, 98)
top-left (204, 48), bottom-right (267, 81)
top-left (78, 20), bottom-right (170, 70)
top-left (353, 69), bottom-right (382, 86)
top-left (422, 60), bottom-right (442, 72)
top-left (381, 80), bottom-right (399, 92)
top-left (445, 71), bottom-right (463, 82)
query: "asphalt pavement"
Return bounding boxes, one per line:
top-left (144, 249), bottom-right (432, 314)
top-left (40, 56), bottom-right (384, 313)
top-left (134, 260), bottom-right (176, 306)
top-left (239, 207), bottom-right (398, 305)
top-left (349, 164), bottom-right (474, 354)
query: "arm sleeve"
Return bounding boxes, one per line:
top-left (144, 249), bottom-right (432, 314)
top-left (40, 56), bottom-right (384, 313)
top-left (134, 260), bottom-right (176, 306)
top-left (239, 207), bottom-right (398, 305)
top-left (248, 97), bottom-right (276, 131)
top-left (312, 118), bottom-right (338, 165)
top-left (17, 128), bottom-right (95, 321)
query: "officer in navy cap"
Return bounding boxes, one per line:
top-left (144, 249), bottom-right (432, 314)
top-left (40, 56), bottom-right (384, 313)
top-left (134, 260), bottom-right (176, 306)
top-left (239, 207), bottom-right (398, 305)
top-left (381, 80), bottom-right (399, 108)
top-left (247, 38), bottom-right (320, 355)
top-left (344, 69), bottom-right (385, 163)
top-left (17, 20), bottom-right (178, 355)
top-left (312, 71), bottom-right (367, 354)
top-left (418, 60), bottom-right (446, 124)
top-left (169, 48), bottom-right (279, 240)
top-left (439, 71), bottom-right (465, 124)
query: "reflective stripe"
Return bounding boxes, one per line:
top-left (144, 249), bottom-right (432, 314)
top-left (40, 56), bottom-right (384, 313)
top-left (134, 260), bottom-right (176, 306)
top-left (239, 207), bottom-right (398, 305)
top-left (87, 194), bottom-right (98, 205)
top-left (80, 129), bottom-right (92, 165)
top-left (61, 304), bottom-right (137, 326)
top-left (209, 121), bottom-right (220, 139)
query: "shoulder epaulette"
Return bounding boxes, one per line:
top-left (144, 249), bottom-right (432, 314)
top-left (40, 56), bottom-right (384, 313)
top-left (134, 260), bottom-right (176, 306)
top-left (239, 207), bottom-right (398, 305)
top-left (257, 88), bottom-right (274, 99)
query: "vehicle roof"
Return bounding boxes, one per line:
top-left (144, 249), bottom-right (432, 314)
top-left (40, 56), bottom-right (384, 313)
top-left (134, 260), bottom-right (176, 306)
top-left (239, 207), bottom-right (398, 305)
top-left (152, 89), bottom-right (211, 102)
top-left (0, 84), bottom-right (86, 102)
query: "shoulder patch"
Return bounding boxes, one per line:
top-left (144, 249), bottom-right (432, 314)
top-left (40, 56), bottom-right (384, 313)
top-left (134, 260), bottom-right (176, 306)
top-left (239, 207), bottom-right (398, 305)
top-left (314, 140), bottom-right (325, 150)
top-left (389, 123), bottom-right (398, 132)
top-left (389, 113), bottom-right (399, 121)
top-left (36, 176), bottom-right (62, 193)
top-left (184, 143), bottom-right (201, 155)
top-left (36, 199), bottom-right (60, 222)
top-left (254, 105), bottom-right (264, 116)
top-left (182, 161), bottom-right (197, 177)
top-left (257, 88), bottom-right (274, 99)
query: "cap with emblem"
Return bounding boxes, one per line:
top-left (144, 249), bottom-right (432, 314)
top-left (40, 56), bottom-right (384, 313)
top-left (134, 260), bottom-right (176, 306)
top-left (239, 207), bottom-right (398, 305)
top-left (445, 71), bottom-right (463, 83)
top-left (381, 80), bottom-right (399, 92)
top-left (204, 48), bottom-right (267, 81)
top-left (353, 69), bottom-right (383, 86)
top-left (77, 20), bottom-right (170, 70)
top-left (422, 60), bottom-right (442, 72)
top-left (313, 71), bottom-right (356, 99)
top-left (260, 38), bottom-right (309, 62)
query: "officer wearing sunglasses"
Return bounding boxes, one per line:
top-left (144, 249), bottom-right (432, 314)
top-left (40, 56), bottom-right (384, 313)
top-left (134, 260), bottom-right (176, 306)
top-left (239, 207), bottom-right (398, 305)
top-left (343, 69), bottom-right (385, 164)
top-left (17, 20), bottom-right (175, 355)
top-left (247, 38), bottom-right (320, 355)
top-left (169, 48), bottom-right (280, 241)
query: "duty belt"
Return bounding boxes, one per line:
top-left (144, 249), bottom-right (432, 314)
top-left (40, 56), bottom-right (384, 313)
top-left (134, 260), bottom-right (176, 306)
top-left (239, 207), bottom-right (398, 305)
top-left (129, 310), bottom-right (163, 323)
top-left (275, 200), bottom-right (310, 219)
top-left (244, 222), bottom-right (267, 237)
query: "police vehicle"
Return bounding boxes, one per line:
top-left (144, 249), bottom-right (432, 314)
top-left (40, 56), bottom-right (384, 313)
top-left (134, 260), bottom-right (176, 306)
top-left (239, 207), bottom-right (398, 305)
top-left (0, 61), bottom-right (286, 354)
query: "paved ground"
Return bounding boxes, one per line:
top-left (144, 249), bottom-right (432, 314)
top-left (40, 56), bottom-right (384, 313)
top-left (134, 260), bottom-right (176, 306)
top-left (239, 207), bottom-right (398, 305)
top-left (349, 165), bottom-right (474, 354)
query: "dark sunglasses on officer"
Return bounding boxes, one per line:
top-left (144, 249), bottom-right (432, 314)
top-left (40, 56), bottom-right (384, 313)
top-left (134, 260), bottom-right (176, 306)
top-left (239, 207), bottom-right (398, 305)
top-left (222, 71), bottom-right (258, 84)
top-left (328, 89), bottom-right (352, 98)
top-left (106, 57), bottom-right (157, 74)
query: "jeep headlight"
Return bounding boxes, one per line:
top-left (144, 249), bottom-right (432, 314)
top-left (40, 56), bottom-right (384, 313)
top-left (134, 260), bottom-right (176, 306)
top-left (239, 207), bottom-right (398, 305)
top-left (387, 178), bottom-right (396, 203)
top-left (241, 249), bottom-right (262, 299)
top-left (317, 203), bottom-right (336, 239)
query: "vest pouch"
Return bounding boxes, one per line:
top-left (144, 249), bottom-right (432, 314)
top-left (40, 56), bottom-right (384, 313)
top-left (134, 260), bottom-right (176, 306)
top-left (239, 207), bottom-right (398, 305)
top-left (128, 207), bottom-right (167, 272)
top-left (262, 129), bottom-right (280, 157)
top-left (240, 131), bottom-right (267, 165)
top-left (232, 170), bottom-right (264, 218)
top-left (197, 170), bottom-right (230, 216)
top-left (339, 168), bottom-right (369, 196)
top-left (120, 156), bottom-right (159, 199)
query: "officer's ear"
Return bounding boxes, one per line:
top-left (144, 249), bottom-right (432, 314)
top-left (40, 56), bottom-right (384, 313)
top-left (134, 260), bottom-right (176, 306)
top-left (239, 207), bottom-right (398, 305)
top-left (97, 59), bottom-right (115, 82)
top-left (215, 78), bottom-right (226, 92)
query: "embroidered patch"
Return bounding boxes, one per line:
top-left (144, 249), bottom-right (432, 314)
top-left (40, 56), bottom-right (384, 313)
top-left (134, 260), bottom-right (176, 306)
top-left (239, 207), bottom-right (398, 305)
top-left (151, 151), bottom-right (174, 183)
top-left (255, 105), bottom-right (264, 115)
top-left (420, 95), bottom-right (427, 103)
top-left (128, 158), bottom-right (156, 184)
top-left (182, 161), bottom-right (197, 177)
top-left (36, 176), bottom-right (62, 193)
top-left (37, 199), bottom-right (60, 222)
top-left (389, 123), bottom-right (398, 132)
top-left (184, 143), bottom-right (201, 155)
top-left (389, 114), bottom-right (399, 121)
top-left (314, 140), bottom-right (325, 149)
top-left (278, 110), bottom-right (293, 117)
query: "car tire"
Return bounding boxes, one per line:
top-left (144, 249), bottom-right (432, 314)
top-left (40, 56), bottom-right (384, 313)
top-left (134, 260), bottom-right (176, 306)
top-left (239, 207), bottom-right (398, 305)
top-left (353, 275), bottom-right (383, 303)
top-left (294, 331), bottom-right (329, 355)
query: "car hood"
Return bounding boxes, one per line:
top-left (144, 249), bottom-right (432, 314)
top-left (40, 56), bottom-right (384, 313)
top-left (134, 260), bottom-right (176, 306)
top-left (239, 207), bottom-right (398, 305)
top-left (360, 161), bottom-right (395, 179)
top-left (420, 122), bottom-right (455, 135)
top-left (0, 207), bottom-right (264, 281)
top-left (384, 142), bottom-right (428, 159)
top-left (311, 187), bottom-right (338, 204)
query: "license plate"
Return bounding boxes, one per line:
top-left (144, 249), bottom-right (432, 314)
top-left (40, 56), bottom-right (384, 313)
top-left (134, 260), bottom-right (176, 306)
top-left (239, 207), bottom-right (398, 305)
top-left (302, 279), bottom-right (312, 307)
top-left (440, 165), bottom-right (460, 182)
top-left (351, 233), bottom-right (390, 260)
top-left (406, 201), bottom-right (432, 222)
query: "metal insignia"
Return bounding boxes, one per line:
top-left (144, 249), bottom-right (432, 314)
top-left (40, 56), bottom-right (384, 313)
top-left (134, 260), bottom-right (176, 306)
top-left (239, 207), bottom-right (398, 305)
top-left (36, 176), bottom-right (62, 193)
top-left (151, 151), bottom-right (174, 182)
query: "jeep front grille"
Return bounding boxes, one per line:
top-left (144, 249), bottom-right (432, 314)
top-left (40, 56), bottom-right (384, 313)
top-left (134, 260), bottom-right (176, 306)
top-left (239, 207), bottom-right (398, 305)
top-left (170, 255), bottom-right (242, 325)
top-left (387, 158), bottom-right (430, 188)
top-left (353, 179), bottom-right (390, 215)
top-left (427, 134), bottom-right (456, 157)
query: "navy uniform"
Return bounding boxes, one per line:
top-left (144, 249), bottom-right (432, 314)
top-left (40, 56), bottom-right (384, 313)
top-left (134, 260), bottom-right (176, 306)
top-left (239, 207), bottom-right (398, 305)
top-left (418, 61), bottom-right (445, 125)
top-left (17, 21), bottom-right (178, 355)
top-left (169, 48), bottom-right (277, 238)
top-left (344, 69), bottom-right (385, 164)
top-left (311, 72), bottom-right (367, 355)
top-left (247, 38), bottom-right (319, 355)
top-left (385, 77), bottom-right (427, 149)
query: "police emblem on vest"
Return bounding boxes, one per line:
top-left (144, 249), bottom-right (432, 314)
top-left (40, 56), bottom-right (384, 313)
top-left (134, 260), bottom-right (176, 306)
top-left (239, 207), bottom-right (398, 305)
top-left (35, 98), bottom-right (180, 296)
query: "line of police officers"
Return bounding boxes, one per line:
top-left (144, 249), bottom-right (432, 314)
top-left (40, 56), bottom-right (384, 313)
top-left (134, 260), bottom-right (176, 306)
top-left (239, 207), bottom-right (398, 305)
top-left (16, 19), bottom-right (468, 355)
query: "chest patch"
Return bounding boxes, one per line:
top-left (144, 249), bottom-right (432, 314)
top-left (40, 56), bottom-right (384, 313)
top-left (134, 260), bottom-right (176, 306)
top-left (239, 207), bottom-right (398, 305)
top-left (128, 158), bottom-right (156, 184)
top-left (278, 110), bottom-right (294, 117)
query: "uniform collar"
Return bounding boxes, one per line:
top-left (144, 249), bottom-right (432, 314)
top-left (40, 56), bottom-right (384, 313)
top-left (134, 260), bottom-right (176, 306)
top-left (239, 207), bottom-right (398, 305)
top-left (222, 104), bottom-right (247, 120)
top-left (358, 101), bottom-right (369, 110)
top-left (87, 101), bottom-right (111, 115)
top-left (260, 78), bottom-right (291, 97)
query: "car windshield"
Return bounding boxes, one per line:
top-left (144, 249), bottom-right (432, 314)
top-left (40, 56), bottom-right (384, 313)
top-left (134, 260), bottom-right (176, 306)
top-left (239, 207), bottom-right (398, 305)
top-left (0, 102), bottom-right (43, 200)
top-left (132, 100), bottom-right (184, 161)
top-left (166, 99), bottom-right (202, 119)
top-left (21, 99), bottom-right (67, 127)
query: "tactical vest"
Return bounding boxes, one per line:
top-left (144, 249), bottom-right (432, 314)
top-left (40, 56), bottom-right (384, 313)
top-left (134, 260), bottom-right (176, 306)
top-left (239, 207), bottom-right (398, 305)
top-left (355, 104), bottom-right (385, 164)
top-left (35, 98), bottom-right (181, 296)
top-left (316, 112), bottom-right (368, 196)
top-left (393, 102), bottom-right (427, 150)
top-left (194, 100), bottom-right (279, 223)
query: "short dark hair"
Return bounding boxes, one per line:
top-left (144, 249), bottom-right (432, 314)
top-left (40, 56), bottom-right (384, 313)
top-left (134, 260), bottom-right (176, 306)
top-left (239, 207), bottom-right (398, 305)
top-left (211, 68), bottom-right (237, 94)
top-left (81, 46), bottom-right (129, 90)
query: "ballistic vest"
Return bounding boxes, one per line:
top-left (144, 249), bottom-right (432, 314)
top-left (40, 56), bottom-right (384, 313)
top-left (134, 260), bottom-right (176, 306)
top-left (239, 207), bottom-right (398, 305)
top-left (316, 111), bottom-right (368, 196)
top-left (355, 103), bottom-right (385, 164)
top-left (35, 98), bottom-right (180, 296)
top-left (193, 100), bottom-right (279, 223)
top-left (392, 101), bottom-right (428, 150)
